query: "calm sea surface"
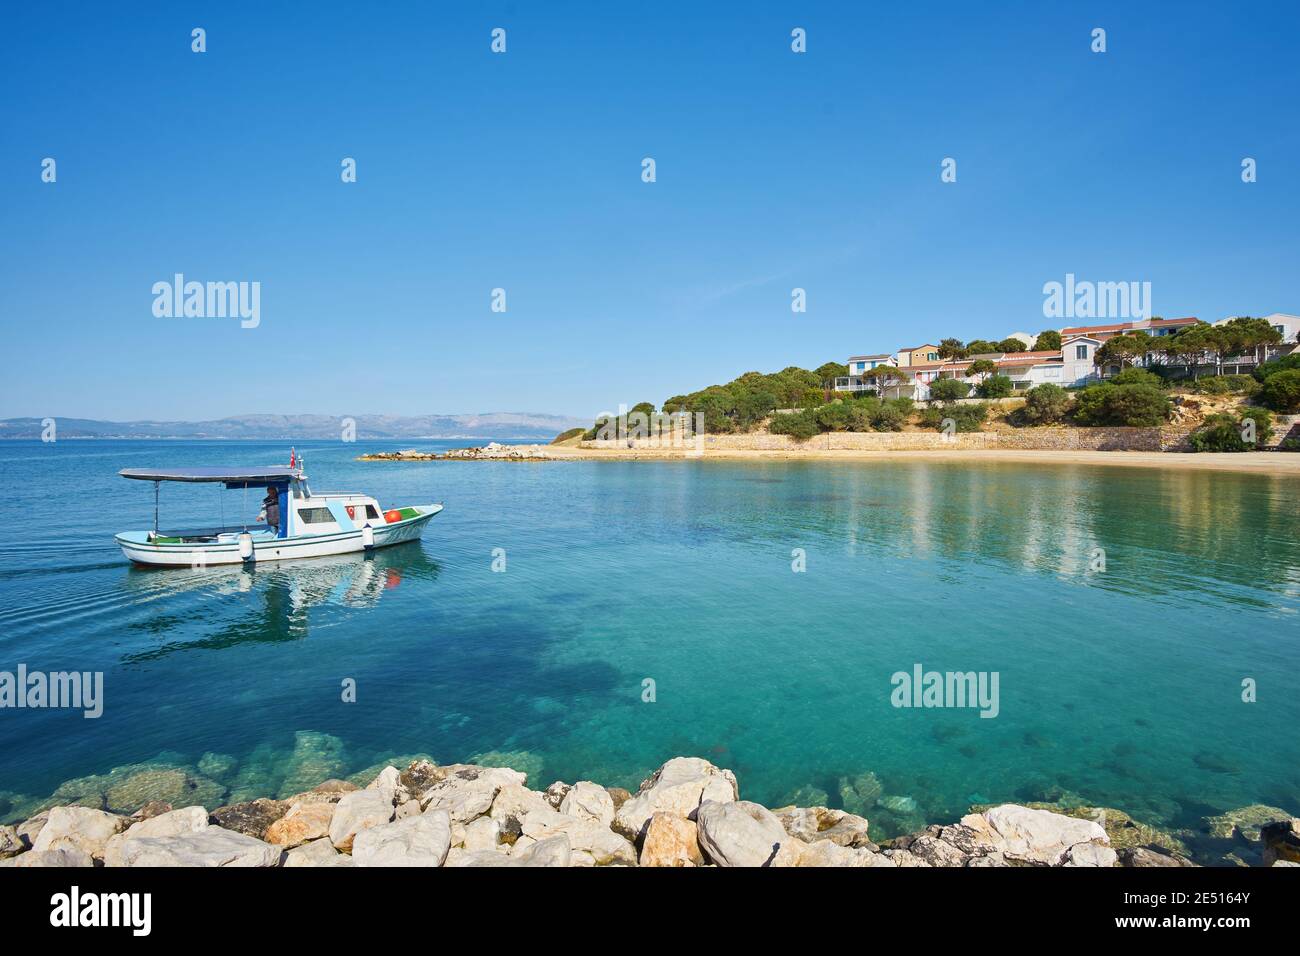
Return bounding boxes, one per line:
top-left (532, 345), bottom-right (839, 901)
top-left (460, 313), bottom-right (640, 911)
top-left (1, 439), bottom-right (1297, 845)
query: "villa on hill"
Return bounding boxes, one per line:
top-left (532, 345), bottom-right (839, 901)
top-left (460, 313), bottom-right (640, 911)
top-left (833, 314), bottom-right (1299, 401)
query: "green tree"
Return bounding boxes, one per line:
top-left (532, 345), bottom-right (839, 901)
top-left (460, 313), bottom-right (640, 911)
top-left (1032, 330), bottom-right (1062, 351)
top-left (1021, 383), bottom-right (1070, 424)
top-left (965, 359), bottom-right (998, 380)
top-left (928, 377), bottom-right (970, 402)
top-left (996, 338), bottom-right (1027, 353)
top-left (937, 338), bottom-right (967, 360)
top-left (1074, 383), bottom-right (1171, 426)
top-left (964, 339), bottom-right (999, 355)
top-left (977, 375), bottom-right (1014, 398)
top-left (1253, 352), bottom-right (1300, 383)
top-left (1095, 332), bottom-right (1155, 371)
top-left (768, 409), bottom-right (821, 441)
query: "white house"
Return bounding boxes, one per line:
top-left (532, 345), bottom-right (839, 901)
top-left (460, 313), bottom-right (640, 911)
top-left (1213, 313), bottom-right (1300, 347)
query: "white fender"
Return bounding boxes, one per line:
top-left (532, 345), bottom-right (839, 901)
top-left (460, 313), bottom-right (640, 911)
top-left (238, 531), bottom-right (255, 561)
top-left (361, 525), bottom-right (375, 549)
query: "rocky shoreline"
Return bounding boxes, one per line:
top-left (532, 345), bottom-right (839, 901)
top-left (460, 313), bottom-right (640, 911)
top-left (3, 755), bottom-right (1297, 868)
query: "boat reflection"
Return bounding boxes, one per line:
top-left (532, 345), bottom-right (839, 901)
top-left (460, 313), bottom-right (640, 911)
top-left (119, 541), bottom-right (440, 661)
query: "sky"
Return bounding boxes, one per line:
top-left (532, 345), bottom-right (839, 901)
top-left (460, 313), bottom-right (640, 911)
top-left (2, 1), bottom-right (1297, 421)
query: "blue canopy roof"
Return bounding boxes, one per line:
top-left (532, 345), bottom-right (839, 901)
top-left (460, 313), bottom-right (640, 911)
top-left (119, 467), bottom-right (300, 484)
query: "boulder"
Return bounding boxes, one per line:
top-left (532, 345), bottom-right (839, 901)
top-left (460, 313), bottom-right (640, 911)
top-left (265, 802), bottom-right (335, 847)
top-left (352, 810), bottom-right (452, 867)
top-left (32, 806), bottom-right (128, 860)
top-left (209, 798), bottom-right (289, 839)
top-left (283, 837), bottom-right (354, 867)
top-left (639, 812), bottom-right (704, 867)
top-left (1118, 846), bottom-right (1197, 867)
top-left (1261, 818), bottom-right (1300, 866)
top-left (613, 757), bottom-right (739, 841)
top-left (696, 800), bottom-right (800, 867)
top-left (1063, 842), bottom-right (1119, 867)
top-left (106, 827), bottom-right (280, 867)
top-left (366, 766), bottom-right (401, 793)
top-left (15, 847), bottom-right (94, 868)
top-left (489, 784), bottom-right (553, 825)
top-left (103, 807), bottom-right (210, 866)
top-left (328, 788), bottom-right (395, 850)
top-left (517, 805), bottom-right (636, 866)
top-left (965, 805), bottom-right (1110, 866)
top-left (606, 787), bottom-right (632, 810)
top-left (795, 840), bottom-right (894, 867)
top-left (447, 834), bottom-right (571, 867)
top-left (774, 806), bottom-right (871, 848)
top-left (461, 816), bottom-right (502, 852)
top-left (418, 765), bottom-right (526, 823)
top-left (559, 781), bottom-right (615, 827)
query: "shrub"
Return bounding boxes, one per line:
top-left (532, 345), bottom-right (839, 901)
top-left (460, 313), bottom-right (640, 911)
top-left (976, 375), bottom-right (1014, 398)
top-left (928, 378), bottom-right (970, 402)
top-left (814, 402), bottom-right (853, 431)
top-left (768, 409), bottom-right (822, 440)
top-left (872, 402), bottom-right (909, 431)
top-left (1110, 368), bottom-right (1164, 388)
top-left (1187, 409), bottom-right (1274, 452)
top-left (1259, 369), bottom-right (1300, 412)
top-left (922, 403), bottom-right (987, 432)
top-left (1073, 383), bottom-right (1172, 426)
top-left (1252, 353), bottom-right (1300, 383)
top-left (1021, 383), bottom-right (1070, 424)
top-left (1187, 375), bottom-right (1261, 396)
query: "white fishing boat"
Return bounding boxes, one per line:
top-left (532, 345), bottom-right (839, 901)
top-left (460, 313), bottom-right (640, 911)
top-left (115, 455), bottom-right (442, 567)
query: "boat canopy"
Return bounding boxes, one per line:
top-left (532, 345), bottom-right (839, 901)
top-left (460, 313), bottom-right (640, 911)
top-left (119, 466), bottom-right (301, 488)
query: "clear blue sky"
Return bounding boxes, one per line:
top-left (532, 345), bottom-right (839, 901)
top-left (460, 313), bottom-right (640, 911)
top-left (2, 1), bottom-right (1296, 421)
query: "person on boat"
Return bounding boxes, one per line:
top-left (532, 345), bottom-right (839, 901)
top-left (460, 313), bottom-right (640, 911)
top-left (260, 486), bottom-right (280, 532)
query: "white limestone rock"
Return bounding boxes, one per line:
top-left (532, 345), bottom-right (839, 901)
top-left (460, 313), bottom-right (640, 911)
top-left (613, 757), bottom-right (739, 841)
top-left (352, 810), bottom-right (452, 867)
top-left (103, 806), bottom-right (210, 866)
top-left (106, 827), bottom-right (280, 867)
top-left (517, 805), bottom-right (636, 866)
top-left (966, 804), bottom-right (1110, 866)
top-left (696, 800), bottom-right (801, 867)
top-left (15, 847), bottom-right (95, 867)
top-left (283, 837), bottom-right (354, 867)
top-left (419, 765), bottom-right (527, 823)
top-left (328, 787), bottom-right (395, 850)
top-left (32, 806), bottom-right (129, 860)
top-left (560, 781), bottom-right (615, 827)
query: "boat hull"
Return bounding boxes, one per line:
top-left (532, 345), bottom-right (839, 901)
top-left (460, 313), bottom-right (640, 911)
top-left (117, 506), bottom-right (441, 568)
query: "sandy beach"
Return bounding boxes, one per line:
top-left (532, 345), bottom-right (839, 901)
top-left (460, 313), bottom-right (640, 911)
top-left (409, 443), bottom-right (1300, 476)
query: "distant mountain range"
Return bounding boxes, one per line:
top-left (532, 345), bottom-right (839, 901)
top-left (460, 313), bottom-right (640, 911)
top-left (0, 413), bottom-right (586, 441)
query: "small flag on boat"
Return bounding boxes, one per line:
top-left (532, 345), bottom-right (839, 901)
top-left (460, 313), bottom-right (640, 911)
top-left (289, 447), bottom-right (296, 468)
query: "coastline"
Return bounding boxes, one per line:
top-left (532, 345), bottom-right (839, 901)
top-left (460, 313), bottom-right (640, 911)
top-left (5, 754), bottom-right (1296, 868)
top-left (363, 444), bottom-right (1300, 476)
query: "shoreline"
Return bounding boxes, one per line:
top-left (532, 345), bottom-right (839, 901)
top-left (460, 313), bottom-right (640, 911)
top-left (362, 444), bottom-right (1300, 476)
top-left (5, 754), bottom-right (1295, 868)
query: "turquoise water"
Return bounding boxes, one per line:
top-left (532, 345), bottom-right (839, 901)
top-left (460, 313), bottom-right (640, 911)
top-left (1, 440), bottom-right (1297, 847)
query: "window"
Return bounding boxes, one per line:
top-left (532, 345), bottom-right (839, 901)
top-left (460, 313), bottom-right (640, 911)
top-left (1275, 325), bottom-right (1286, 336)
top-left (1075, 345), bottom-right (1088, 359)
top-left (855, 362), bottom-right (865, 371)
top-left (297, 507), bottom-right (335, 524)
top-left (364, 505), bottom-right (380, 519)
top-left (926, 352), bottom-right (938, 361)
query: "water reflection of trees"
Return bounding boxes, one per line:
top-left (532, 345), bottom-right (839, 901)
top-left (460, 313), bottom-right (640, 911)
top-left (831, 463), bottom-right (1298, 610)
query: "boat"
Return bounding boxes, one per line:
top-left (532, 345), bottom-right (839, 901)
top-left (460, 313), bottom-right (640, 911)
top-left (114, 455), bottom-right (442, 567)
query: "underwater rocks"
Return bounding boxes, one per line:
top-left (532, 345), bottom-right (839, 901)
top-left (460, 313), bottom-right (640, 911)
top-left (2, 754), bottom-right (1291, 867)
